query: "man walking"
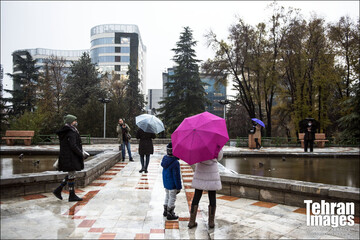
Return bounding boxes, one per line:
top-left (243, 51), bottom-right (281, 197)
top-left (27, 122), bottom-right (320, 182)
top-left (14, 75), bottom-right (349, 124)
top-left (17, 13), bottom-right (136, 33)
top-left (116, 118), bottom-right (134, 162)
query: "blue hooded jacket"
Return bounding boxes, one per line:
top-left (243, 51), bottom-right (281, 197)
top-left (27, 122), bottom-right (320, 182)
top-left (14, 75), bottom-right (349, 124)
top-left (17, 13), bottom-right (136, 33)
top-left (161, 155), bottom-right (182, 190)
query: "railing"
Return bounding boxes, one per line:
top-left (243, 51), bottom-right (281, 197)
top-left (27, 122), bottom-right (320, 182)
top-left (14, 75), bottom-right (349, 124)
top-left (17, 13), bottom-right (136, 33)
top-left (33, 135), bottom-right (91, 145)
top-left (235, 136), bottom-right (360, 147)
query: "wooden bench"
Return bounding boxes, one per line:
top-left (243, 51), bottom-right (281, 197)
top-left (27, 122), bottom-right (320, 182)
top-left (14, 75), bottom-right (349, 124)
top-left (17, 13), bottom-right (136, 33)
top-left (298, 133), bottom-right (329, 148)
top-left (2, 130), bottom-right (35, 146)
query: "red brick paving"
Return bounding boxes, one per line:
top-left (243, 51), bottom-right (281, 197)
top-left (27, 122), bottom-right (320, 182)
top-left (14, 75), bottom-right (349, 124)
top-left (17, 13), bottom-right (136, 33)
top-left (23, 194), bottom-right (47, 200)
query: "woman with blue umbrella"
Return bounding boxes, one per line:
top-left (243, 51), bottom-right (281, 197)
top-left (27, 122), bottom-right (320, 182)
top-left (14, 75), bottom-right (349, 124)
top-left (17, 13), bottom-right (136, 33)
top-left (252, 118), bottom-right (265, 149)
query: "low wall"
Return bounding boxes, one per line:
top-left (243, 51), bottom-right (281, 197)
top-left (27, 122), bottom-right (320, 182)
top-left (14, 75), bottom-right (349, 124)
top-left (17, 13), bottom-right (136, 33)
top-left (0, 150), bottom-right (120, 198)
top-left (217, 172), bottom-right (360, 216)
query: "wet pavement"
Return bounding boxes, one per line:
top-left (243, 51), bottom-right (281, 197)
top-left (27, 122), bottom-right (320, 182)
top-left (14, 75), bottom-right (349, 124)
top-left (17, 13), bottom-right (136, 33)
top-left (1, 144), bottom-right (359, 239)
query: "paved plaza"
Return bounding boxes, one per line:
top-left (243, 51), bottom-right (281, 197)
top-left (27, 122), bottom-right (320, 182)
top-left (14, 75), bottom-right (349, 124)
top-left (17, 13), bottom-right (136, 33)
top-left (1, 144), bottom-right (359, 239)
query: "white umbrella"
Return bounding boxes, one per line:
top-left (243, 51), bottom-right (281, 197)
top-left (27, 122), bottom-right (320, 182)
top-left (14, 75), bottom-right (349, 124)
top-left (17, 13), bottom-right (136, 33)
top-left (135, 114), bottom-right (165, 134)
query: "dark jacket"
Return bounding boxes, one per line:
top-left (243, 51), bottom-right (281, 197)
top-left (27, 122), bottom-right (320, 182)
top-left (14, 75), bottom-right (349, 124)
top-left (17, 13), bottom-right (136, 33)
top-left (56, 125), bottom-right (84, 172)
top-left (304, 126), bottom-right (316, 141)
top-left (136, 128), bottom-right (156, 155)
top-left (161, 155), bottom-right (182, 190)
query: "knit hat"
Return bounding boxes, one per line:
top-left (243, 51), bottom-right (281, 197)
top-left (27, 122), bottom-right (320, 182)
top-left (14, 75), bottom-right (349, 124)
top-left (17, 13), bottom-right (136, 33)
top-left (64, 114), bottom-right (77, 124)
top-left (167, 142), bottom-right (173, 156)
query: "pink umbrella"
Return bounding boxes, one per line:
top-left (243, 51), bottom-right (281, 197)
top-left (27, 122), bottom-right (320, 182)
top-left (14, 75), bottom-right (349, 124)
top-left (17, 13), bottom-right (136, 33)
top-left (171, 111), bottom-right (229, 165)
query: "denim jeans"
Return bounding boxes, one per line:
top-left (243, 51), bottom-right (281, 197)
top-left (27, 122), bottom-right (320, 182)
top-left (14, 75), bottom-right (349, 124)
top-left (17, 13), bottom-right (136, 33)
top-left (164, 189), bottom-right (177, 208)
top-left (140, 154), bottom-right (150, 170)
top-left (121, 141), bottom-right (132, 159)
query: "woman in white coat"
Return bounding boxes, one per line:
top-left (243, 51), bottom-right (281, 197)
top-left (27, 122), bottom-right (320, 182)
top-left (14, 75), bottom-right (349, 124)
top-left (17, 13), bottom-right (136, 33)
top-left (188, 149), bottom-right (223, 229)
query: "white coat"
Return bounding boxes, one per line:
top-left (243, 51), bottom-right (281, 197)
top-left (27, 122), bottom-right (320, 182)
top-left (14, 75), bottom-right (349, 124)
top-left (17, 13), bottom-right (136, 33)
top-left (191, 149), bottom-right (223, 191)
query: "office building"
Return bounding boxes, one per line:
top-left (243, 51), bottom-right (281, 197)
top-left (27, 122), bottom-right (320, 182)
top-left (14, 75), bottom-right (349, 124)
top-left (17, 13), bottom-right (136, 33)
top-left (146, 89), bottom-right (163, 115)
top-left (90, 24), bottom-right (146, 94)
top-left (162, 67), bottom-right (226, 117)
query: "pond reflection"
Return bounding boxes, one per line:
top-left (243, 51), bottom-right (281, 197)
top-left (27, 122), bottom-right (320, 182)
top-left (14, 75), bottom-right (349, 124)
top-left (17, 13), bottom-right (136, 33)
top-left (0, 155), bottom-right (93, 177)
top-left (219, 157), bottom-right (359, 188)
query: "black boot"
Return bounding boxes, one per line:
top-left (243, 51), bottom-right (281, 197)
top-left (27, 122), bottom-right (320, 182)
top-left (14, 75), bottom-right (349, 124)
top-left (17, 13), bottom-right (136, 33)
top-left (188, 205), bottom-right (198, 228)
top-left (167, 206), bottom-right (179, 220)
top-left (53, 176), bottom-right (68, 200)
top-left (68, 181), bottom-right (83, 202)
top-left (129, 157), bottom-right (134, 162)
top-left (208, 205), bottom-right (216, 228)
top-left (53, 186), bottom-right (63, 200)
top-left (163, 205), bottom-right (168, 217)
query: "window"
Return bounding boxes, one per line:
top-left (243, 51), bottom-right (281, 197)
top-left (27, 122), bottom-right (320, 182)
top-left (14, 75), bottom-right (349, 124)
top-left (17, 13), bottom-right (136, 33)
top-left (115, 56), bottom-right (121, 62)
top-left (91, 37), bottom-right (114, 47)
top-left (115, 65), bottom-right (121, 71)
top-left (121, 37), bottom-right (130, 44)
top-left (121, 47), bottom-right (130, 53)
top-left (115, 47), bottom-right (120, 53)
top-left (121, 56), bottom-right (130, 62)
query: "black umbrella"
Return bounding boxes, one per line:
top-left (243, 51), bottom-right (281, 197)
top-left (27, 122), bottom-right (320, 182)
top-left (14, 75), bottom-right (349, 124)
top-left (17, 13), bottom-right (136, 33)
top-left (299, 118), bottom-right (319, 132)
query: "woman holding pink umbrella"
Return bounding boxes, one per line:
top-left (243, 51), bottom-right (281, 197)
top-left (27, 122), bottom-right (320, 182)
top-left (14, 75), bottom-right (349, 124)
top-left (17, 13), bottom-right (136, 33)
top-left (188, 148), bottom-right (223, 229)
top-left (171, 111), bottom-right (229, 229)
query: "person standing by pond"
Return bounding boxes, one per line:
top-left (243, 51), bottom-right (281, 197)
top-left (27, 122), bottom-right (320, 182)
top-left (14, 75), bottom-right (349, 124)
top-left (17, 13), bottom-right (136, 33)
top-left (188, 149), bottom-right (223, 229)
top-left (254, 124), bottom-right (262, 149)
top-left (116, 118), bottom-right (133, 162)
top-left (136, 128), bottom-right (156, 173)
top-left (53, 114), bottom-right (88, 202)
top-left (304, 120), bottom-right (315, 152)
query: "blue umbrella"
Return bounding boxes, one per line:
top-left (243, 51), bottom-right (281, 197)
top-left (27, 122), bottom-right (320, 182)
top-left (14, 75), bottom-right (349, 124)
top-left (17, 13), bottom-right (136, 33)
top-left (136, 114), bottom-right (165, 134)
top-left (251, 118), bottom-right (265, 128)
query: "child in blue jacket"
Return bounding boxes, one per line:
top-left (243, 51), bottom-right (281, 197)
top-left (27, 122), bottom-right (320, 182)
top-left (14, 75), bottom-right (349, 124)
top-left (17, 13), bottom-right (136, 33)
top-left (161, 142), bottom-right (182, 220)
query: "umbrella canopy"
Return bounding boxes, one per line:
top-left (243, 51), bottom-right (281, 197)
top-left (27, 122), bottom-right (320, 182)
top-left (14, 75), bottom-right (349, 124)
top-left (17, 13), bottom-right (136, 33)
top-left (251, 118), bottom-right (265, 128)
top-left (299, 118), bottom-right (319, 132)
top-left (135, 114), bottom-right (165, 134)
top-left (171, 112), bottom-right (229, 165)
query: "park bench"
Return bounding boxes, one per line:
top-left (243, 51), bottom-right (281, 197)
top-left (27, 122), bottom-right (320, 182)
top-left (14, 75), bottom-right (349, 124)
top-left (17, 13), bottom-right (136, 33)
top-left (2, 130), bottom-right (35, 146)
top-left (298, 133), bottom-right (329, 148)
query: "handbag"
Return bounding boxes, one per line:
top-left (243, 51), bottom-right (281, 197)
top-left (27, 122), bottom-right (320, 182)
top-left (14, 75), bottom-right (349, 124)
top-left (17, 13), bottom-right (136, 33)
top-left (126, 133), bottom-right (132, 141)
top-left (53, 159), bottom-right (59, 170)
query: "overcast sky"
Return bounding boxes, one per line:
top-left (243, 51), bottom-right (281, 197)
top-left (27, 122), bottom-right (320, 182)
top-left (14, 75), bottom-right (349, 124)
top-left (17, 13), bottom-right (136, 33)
top-left (1, 1), bottom-right (359, 96)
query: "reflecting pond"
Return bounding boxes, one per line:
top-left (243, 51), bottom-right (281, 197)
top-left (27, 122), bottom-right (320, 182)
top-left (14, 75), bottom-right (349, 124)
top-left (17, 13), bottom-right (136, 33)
top-left (219, 156), bottom-right (359, 188)
top-left (0, 155), bottom-right (93, 177)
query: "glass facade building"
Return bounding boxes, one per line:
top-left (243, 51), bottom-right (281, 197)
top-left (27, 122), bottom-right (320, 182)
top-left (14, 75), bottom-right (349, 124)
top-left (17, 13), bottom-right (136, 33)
top-left (11, 49), bottom-right (88, 90)
top-left (11, 24), bottom-right (146, 94)
top-left (162, 67), bottom-right (226, 117)
top-left (90, 24), bottom-right (147, 94)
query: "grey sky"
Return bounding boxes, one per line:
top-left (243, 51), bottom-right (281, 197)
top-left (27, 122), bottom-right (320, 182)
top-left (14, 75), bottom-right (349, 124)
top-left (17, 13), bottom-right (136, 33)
top-left (1, 1), bottom-right (359, 96)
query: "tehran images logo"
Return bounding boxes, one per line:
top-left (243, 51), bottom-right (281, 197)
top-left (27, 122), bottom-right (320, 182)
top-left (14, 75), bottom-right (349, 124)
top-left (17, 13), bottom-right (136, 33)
top-left (304, 200), bottom-right (355, 227)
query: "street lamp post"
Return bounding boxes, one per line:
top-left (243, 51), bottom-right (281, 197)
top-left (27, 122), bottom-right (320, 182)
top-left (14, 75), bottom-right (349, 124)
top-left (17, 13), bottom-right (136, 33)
top-left (218, 99), bottom-right (230, 119)
top-left (98, 98), bottom-right (111, 138)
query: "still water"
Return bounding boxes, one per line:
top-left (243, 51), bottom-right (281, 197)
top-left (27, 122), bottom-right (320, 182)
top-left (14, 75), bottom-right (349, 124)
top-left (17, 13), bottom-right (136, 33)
top-left (219, 157), bottom-right (359, 188)
top-left (0, 155), bottom-right (93, 177)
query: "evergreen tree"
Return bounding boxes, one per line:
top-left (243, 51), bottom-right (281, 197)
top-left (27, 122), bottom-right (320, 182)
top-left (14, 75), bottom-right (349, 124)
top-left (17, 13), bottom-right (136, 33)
top-left (159, 26), bottom-right (208, 134)
top-left (124, 63), bottom-right (145, 132)
top-left (5, 51), bottom-right (39, 116)
top-left (63, 52), bottom-right (104, 136)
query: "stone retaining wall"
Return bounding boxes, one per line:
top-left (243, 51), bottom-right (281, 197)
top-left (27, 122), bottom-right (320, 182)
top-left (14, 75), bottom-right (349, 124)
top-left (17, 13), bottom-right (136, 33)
top-left (0, 150), bottom-right (120, 198)
top-left (218, 173), bottom-right (360, 216)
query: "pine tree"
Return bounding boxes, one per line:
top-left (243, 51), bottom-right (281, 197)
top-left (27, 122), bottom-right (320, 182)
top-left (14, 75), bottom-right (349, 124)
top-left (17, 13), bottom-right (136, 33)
top-left (124, 63), bottom-right (145, 132)
top-left (5, 51), bottom-right (40, 116)
top-left (159, 26), bottom-right (208, 134)
top-left (63, 52), bottom-right (105, 136)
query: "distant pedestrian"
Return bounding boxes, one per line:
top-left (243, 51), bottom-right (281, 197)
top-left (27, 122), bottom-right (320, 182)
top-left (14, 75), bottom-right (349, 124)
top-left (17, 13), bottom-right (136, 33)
top-left (304, 120), bottom-right (315, 152)
top-left (116, 118), bottom-right (133, 162)
top-left (136, 128), bottom-right (156, 173)
top-left (188, 149), bottom-right (223, 229)
top-left (161, 143), bottom-right (182, 220)
top-left (254, 124), bottom-right (262, 149)
top-left (53, 114), bottom-right (88, 202)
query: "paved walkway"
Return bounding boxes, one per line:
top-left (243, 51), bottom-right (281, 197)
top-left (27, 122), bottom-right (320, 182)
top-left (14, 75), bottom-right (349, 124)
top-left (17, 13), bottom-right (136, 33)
top-left (1, 145), bottom-right (359, 239)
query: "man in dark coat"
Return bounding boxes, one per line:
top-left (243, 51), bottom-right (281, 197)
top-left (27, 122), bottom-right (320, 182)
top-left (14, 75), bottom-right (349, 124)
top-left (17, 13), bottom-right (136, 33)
top-left (136, 128), bottom-right (156, 173)
top-left (53, 114), bottom-right (87, 202)
top-left (304, 120), bottom-right (316, 152)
